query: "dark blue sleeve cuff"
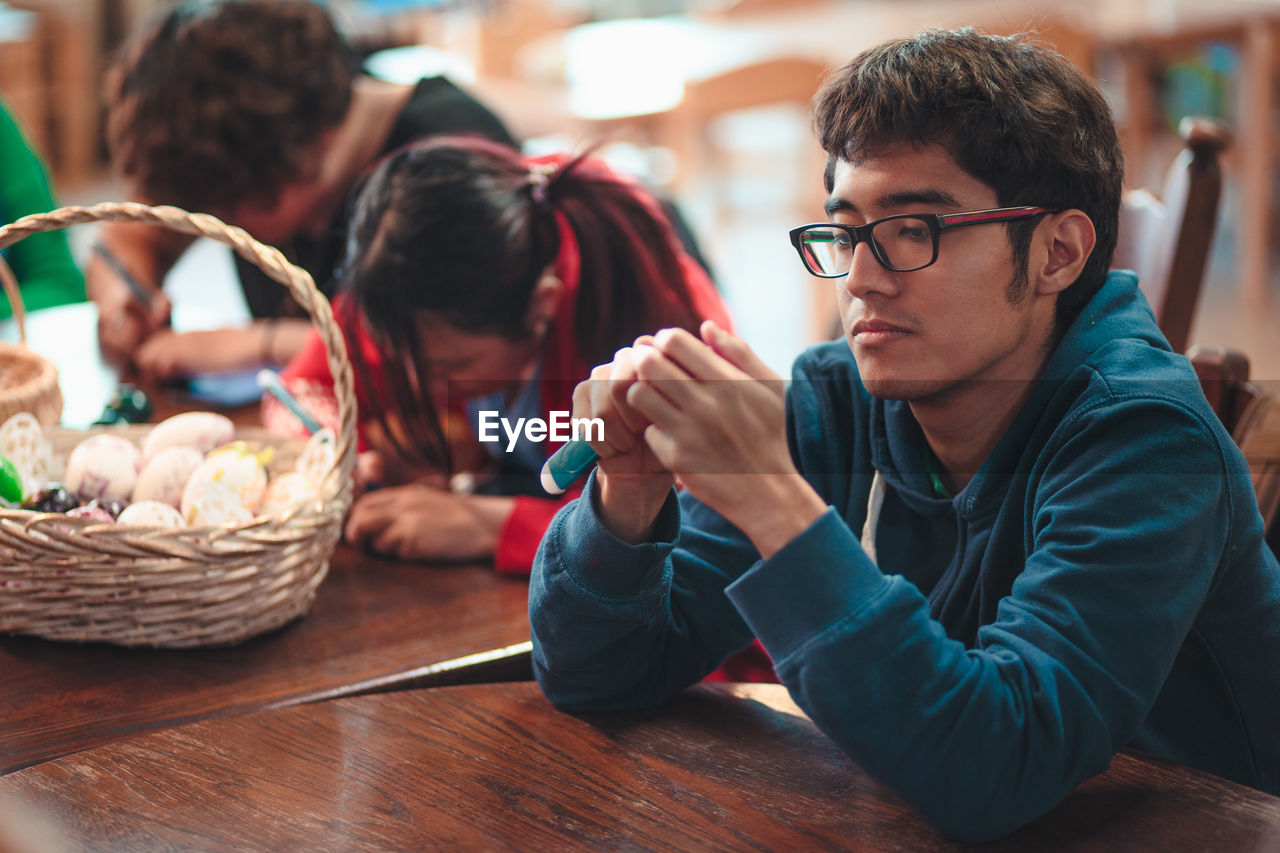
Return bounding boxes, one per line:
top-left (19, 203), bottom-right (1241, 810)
top-left (553, 468), bottom-right (682, 599)
top-left (726, 507), bottom-right (894, 662)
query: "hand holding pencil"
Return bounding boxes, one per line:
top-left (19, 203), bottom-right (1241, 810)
top-left (88, 240), bottom-right (172, 365)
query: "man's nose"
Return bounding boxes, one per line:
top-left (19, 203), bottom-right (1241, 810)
top-left (843, 241), bottom-right (899, 301)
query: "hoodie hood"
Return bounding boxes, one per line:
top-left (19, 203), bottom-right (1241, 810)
top-left (867, 270), bottom-right (1176, 517)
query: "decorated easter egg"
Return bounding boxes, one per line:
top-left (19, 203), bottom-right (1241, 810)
top-left (116, 500), bottom-right (185, 528)
top-left (67, 504), bottom-right (116, 523)
top-left (0, 412), bottom-right (53, 497)
top-left (185, 443), bottom-right (271, 514)
top-left (132, 446), bottom-right (204, 509)
top-left (64, 434), bottom-right (142, 503)
top-left (0, 455), bottom-right (23, 506)
top-left (141, 412), bottom-right (235, 462)
top-left (21, 485), bottom-right (80, 514)
top-left (295, 428), bottom-right (337, 492)
top-left (180, 479), bottom-right (253, 527)
top-left (258, 471), bottom-right (316, 517)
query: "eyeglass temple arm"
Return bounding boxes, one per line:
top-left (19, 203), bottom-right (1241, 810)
top-left (937, 206), bottom-right (1054, 228)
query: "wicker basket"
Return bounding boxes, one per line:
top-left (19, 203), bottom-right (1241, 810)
top-left (0, 256), bottom-right (63, 425)
top-left (0, 202), bottom-right (356, 648)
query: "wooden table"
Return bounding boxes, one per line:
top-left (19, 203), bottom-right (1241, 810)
top-left (1, 681), bottom-right (1277, 851)
top-left (0, 544), bottom-right (532, 776)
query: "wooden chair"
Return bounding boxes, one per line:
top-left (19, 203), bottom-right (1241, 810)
top-left (661, 55), bottom-right (832, 204)
top-left (1235, 386), bottom-right (1280, 557)
top-left (1190, 347), bottom-right (1280, 556)
top-left (1114, 116), bottom-right (1231, 354)
top-left (1100, 17), bottom-right (1278, 313)
top-left (1189, 346), bottom-right (1254, 433)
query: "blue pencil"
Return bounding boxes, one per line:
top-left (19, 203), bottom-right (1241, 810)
top-left (256, 369), bottom-right (322, 435)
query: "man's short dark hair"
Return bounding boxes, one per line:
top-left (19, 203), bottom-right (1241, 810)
top-left (104, 0), bottom-right (354, 214)
top-left (813, 28), bottom-right (1124, 336)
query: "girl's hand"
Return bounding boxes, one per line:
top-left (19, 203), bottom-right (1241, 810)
top-left (343, 483), bottom-right (512, 563)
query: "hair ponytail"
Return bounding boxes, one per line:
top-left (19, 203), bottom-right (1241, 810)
top-left (539, 154), bottom-right (702, 367)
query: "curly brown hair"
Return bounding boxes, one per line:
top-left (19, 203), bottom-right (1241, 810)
top-left (104, 0), bottom-right (354, 214)
top-left (813, 29), bottom-right (1124, 338)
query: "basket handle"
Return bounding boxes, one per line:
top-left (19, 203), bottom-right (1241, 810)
top-left (0, 255), bottom-right (29, 346)
top-left (0, 202), bottom-right (357, 502)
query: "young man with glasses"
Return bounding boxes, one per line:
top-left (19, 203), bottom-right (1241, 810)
top-left (528, 29), bottom-right (1280, 841)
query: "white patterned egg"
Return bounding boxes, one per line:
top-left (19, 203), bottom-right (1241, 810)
top-left (132, 446), bottom-right (204, 509)
top-left (0, 412), bottom-right (53, 497)
top-left (141, 412), bottom-right (235, 463)
top-left (295, 428), bottom-right (337, 491)
top-left (258, 471), bottom-right (316, 517)
top-left (116, 500), bottom-right (185, 528)
top-left (185, 444), bottom-right (270, 514)
top-left (180, 479), bottom-right (253, 527)
top-left (64, 434), bottom-right (142, 502)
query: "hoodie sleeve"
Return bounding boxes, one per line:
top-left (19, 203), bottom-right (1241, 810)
top-left (529, 349), bottom-right (843, 706)
top-left (726, 395), bottom-right (1230, 842)
top-left (529, 468), bottom-right (768, 709)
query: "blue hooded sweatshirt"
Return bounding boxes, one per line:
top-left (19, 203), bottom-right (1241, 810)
top-left (529, 270), bottom-right (1280, 841)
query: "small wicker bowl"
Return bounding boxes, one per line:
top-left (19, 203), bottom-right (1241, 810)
top-left (0, 256), bottom-right (63, 425)
top-left (0, 202), bottom-right (356, 648)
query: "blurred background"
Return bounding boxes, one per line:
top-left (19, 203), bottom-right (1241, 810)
top-left (1, 0), bottom-right (1277, 379)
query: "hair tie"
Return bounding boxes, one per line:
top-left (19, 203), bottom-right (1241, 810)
top-left (527, 161), bottom-right (557, 204)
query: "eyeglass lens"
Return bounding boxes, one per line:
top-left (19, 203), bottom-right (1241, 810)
top-left (798, 217), bottom-right (935, 275)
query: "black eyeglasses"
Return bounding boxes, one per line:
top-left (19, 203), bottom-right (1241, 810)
top-left (788, 206), bottom-right (1055, 277)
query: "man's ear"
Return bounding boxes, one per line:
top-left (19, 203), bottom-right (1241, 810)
top-left (524, 269), bottom-right (565, 337)
top-left (1034, 210), bottom-right (1096, 296)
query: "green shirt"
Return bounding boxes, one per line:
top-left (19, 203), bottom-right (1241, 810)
top-left (0, 99), bottom-right (85, 319)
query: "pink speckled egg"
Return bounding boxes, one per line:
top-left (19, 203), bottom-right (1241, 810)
top-left (116, 500), bottom-right (185, 528)
top-left (141, 412), bottom-right (235, 463)
top-left (66, 504), bottom-right (115, 523)
top-left (258, 471), bottom-right (316, 517)
top-left (64, 434), bottom-right (142, 503)
top-left (133, 446), bottom-right (204, 509)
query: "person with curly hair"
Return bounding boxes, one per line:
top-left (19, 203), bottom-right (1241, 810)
top-left (89, 0), bottom-right (515, 378)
